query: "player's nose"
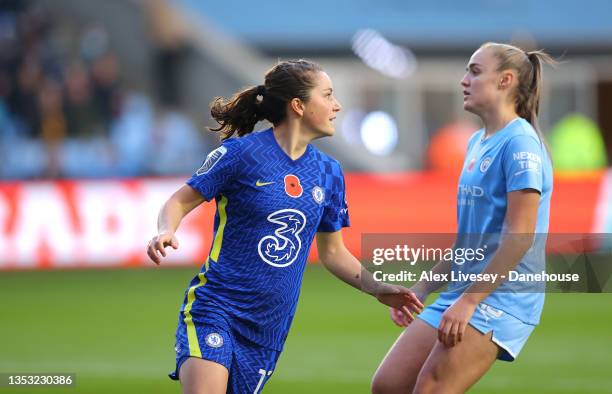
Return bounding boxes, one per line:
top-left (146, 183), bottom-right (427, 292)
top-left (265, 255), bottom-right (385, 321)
top-left (333, 97), bottom-right (342, 112)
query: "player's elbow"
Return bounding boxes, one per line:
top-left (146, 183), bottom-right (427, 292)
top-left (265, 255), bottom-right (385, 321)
top-left (506, 232), bottom-right (535, 254)
top-left (318, 248), bottom-right (338, 268)
top-left (318, 243), bottom-right (342, 268)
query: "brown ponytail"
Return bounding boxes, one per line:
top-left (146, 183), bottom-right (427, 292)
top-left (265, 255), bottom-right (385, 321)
top-left (516, 50), bottom-right (556, 133)
top-left (209, 86), bottom-right (265, 140)
top-left (209, 59), bottom-right (323, 140)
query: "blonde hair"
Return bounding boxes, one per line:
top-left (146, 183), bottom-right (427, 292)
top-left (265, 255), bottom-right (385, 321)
top-left (481, 42), bottom-right (556, 142)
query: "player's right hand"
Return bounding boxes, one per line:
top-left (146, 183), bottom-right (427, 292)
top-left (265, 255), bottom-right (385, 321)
top-left (147, 233), bottom-right (179, 265)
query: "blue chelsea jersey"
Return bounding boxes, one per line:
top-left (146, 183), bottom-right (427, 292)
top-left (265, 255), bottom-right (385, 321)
top-left (440, 118), bottom-right (553, 325)
top-left (182, 128), bottom-right (349, 350)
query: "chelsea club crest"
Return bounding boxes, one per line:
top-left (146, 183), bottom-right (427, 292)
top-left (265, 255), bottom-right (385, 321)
top-left (205, 333), bottom-right (224, 348)
top-left (312, 186), bottom-right (324, 204)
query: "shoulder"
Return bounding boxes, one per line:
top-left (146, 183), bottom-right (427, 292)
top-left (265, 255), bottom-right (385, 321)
top-left (504, 118), bottom-right (541, 145)
top-left (500, 119), bottom-right (547, 163)
top-left (468, 129), bottom-right (484, 148)
top-left (311, 145), bottom-right (344, 174)
top-left (218, 128), bottom-right (271, 154)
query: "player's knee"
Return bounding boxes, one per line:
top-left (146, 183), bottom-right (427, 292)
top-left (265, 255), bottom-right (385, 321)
top-left (371, 378), bottom-right (392, 394)
top-left (413, 369), bottom-right (451, 394)
top-left (371, 371), bottom-right (410, 394)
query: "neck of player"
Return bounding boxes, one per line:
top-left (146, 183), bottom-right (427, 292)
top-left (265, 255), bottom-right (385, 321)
top-left (273, 122), bottom-right (312, 161)
top-left (481, 103), bottom-right (519, 138)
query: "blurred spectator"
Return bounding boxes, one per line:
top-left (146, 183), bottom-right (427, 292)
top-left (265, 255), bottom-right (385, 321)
top-left (8, 54), bottom-right (42, 137)
top-left (37, 77), bottom-right (65, 177)
top-left (0, 0), bottom-right (208, 179)
top-left (64, 62), bottom-right (104, 138)
top-left (91, 51), bottom-right (122, 129)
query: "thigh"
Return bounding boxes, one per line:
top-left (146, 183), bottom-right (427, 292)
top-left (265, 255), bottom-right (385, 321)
top-left (228, 335), bottom-right (281, 394)
top-left (173, 318), bottom-right (234, 393)
top-left (180, 357), bottom-right (229, 394)
top-left (415, 324), bottom-right (500, 394)
top-left (372, 318), bottom-right (438, 394)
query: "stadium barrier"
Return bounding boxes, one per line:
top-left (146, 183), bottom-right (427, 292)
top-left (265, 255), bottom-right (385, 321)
top-left (0, 171), bottom-right (607, 270)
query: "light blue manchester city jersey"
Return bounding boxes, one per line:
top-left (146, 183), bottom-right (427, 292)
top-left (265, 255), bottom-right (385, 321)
top-left (440, 118), bottom-right (553, 324)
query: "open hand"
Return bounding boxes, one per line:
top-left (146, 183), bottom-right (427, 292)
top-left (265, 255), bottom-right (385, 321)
top-left (376, 285), bottom-right (424, 326)
top-left (389, 286), bottom-right (429, 327)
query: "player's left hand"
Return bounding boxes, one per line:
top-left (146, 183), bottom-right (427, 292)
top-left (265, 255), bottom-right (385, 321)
top-left (376, 285), bottom-right (424, 324)
top-left (438, 296), bottom-right (478, 347)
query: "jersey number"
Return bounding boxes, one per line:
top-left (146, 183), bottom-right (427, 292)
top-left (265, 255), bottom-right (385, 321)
top-left (253, 369), bottom-right (273, 394)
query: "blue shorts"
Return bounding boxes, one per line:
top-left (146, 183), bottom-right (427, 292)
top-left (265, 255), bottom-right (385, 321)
top-left (169, 313), bottom-right (281, 393)
top-left (418, 298), bottom-right (536, 361)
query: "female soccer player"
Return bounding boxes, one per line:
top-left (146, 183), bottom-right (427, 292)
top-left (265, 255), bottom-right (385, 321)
top-left (371, 43), bottom-right (555, 394)
top-left (146, 60), bottom-right (423, 394)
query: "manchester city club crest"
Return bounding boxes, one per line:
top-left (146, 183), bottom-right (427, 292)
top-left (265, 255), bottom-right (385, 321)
top-left (205, 332), bottom-right (224, 348)
top-left (480, 157), bottom-right (492, 173)
top-left (312, 186), bottom-right (325, 204)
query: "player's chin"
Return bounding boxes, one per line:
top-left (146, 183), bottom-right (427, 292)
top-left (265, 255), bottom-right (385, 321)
top-left (316, 125), bottom-right (335, 138)
top-left (463, 101), bottom-right (476, 114)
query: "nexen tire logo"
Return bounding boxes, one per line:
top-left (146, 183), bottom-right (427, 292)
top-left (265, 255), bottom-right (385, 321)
top-left (458, 184), bottom-right (484, 197)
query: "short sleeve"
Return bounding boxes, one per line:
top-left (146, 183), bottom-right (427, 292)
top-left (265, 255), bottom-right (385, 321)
top-left (186, 139), bottom-right (241, 201)
top-left (317, 165), bottom-right (350, 232)
top-left (502, 135), bottom-right (545, 193)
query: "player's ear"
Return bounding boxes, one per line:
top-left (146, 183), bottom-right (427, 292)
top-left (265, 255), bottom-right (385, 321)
top-left (289, 98), bottom-right (304, 117)
top-left (498, 69), bottom-right (515, 90)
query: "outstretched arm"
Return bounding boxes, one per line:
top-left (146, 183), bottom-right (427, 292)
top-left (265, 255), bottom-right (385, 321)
top-left (316, 231), bottom-right (424, 321)
top-left (147, 185), bottom-right (206, 265)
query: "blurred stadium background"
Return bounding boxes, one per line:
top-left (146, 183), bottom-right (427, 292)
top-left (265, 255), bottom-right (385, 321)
top-left (1, 0), bottom-right (611, 392)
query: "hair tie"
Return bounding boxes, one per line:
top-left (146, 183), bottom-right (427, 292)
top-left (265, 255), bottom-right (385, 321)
top-left (526, 51), bottom-right (538, 62)
top-left (256, 85), bottom-right (267, 96)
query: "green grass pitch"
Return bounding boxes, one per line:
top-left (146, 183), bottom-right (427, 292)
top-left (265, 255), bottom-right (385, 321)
top-left (0, 264), bottom-right (610, 393)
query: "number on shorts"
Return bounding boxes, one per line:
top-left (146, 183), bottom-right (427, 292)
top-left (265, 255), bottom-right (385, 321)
top-left (253, 369), bottom-right (273, 394)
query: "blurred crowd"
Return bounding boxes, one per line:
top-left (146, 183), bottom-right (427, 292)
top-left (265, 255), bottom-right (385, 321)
top-left (0, 0), bottom-right (209, 179)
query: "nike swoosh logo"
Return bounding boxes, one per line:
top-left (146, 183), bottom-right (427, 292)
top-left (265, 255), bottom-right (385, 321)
top-left (255, 180), bottom-right (275, 187)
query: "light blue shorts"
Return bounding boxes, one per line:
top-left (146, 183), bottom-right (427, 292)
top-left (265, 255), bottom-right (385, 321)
top-left (418, 298), bottom-right (536, 361)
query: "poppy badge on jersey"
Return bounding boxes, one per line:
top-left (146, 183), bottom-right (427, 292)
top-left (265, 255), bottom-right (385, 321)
top-left (284, 174), bottom-right (303, 198)
top-left (467, 156), bottom-right (476, 171)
